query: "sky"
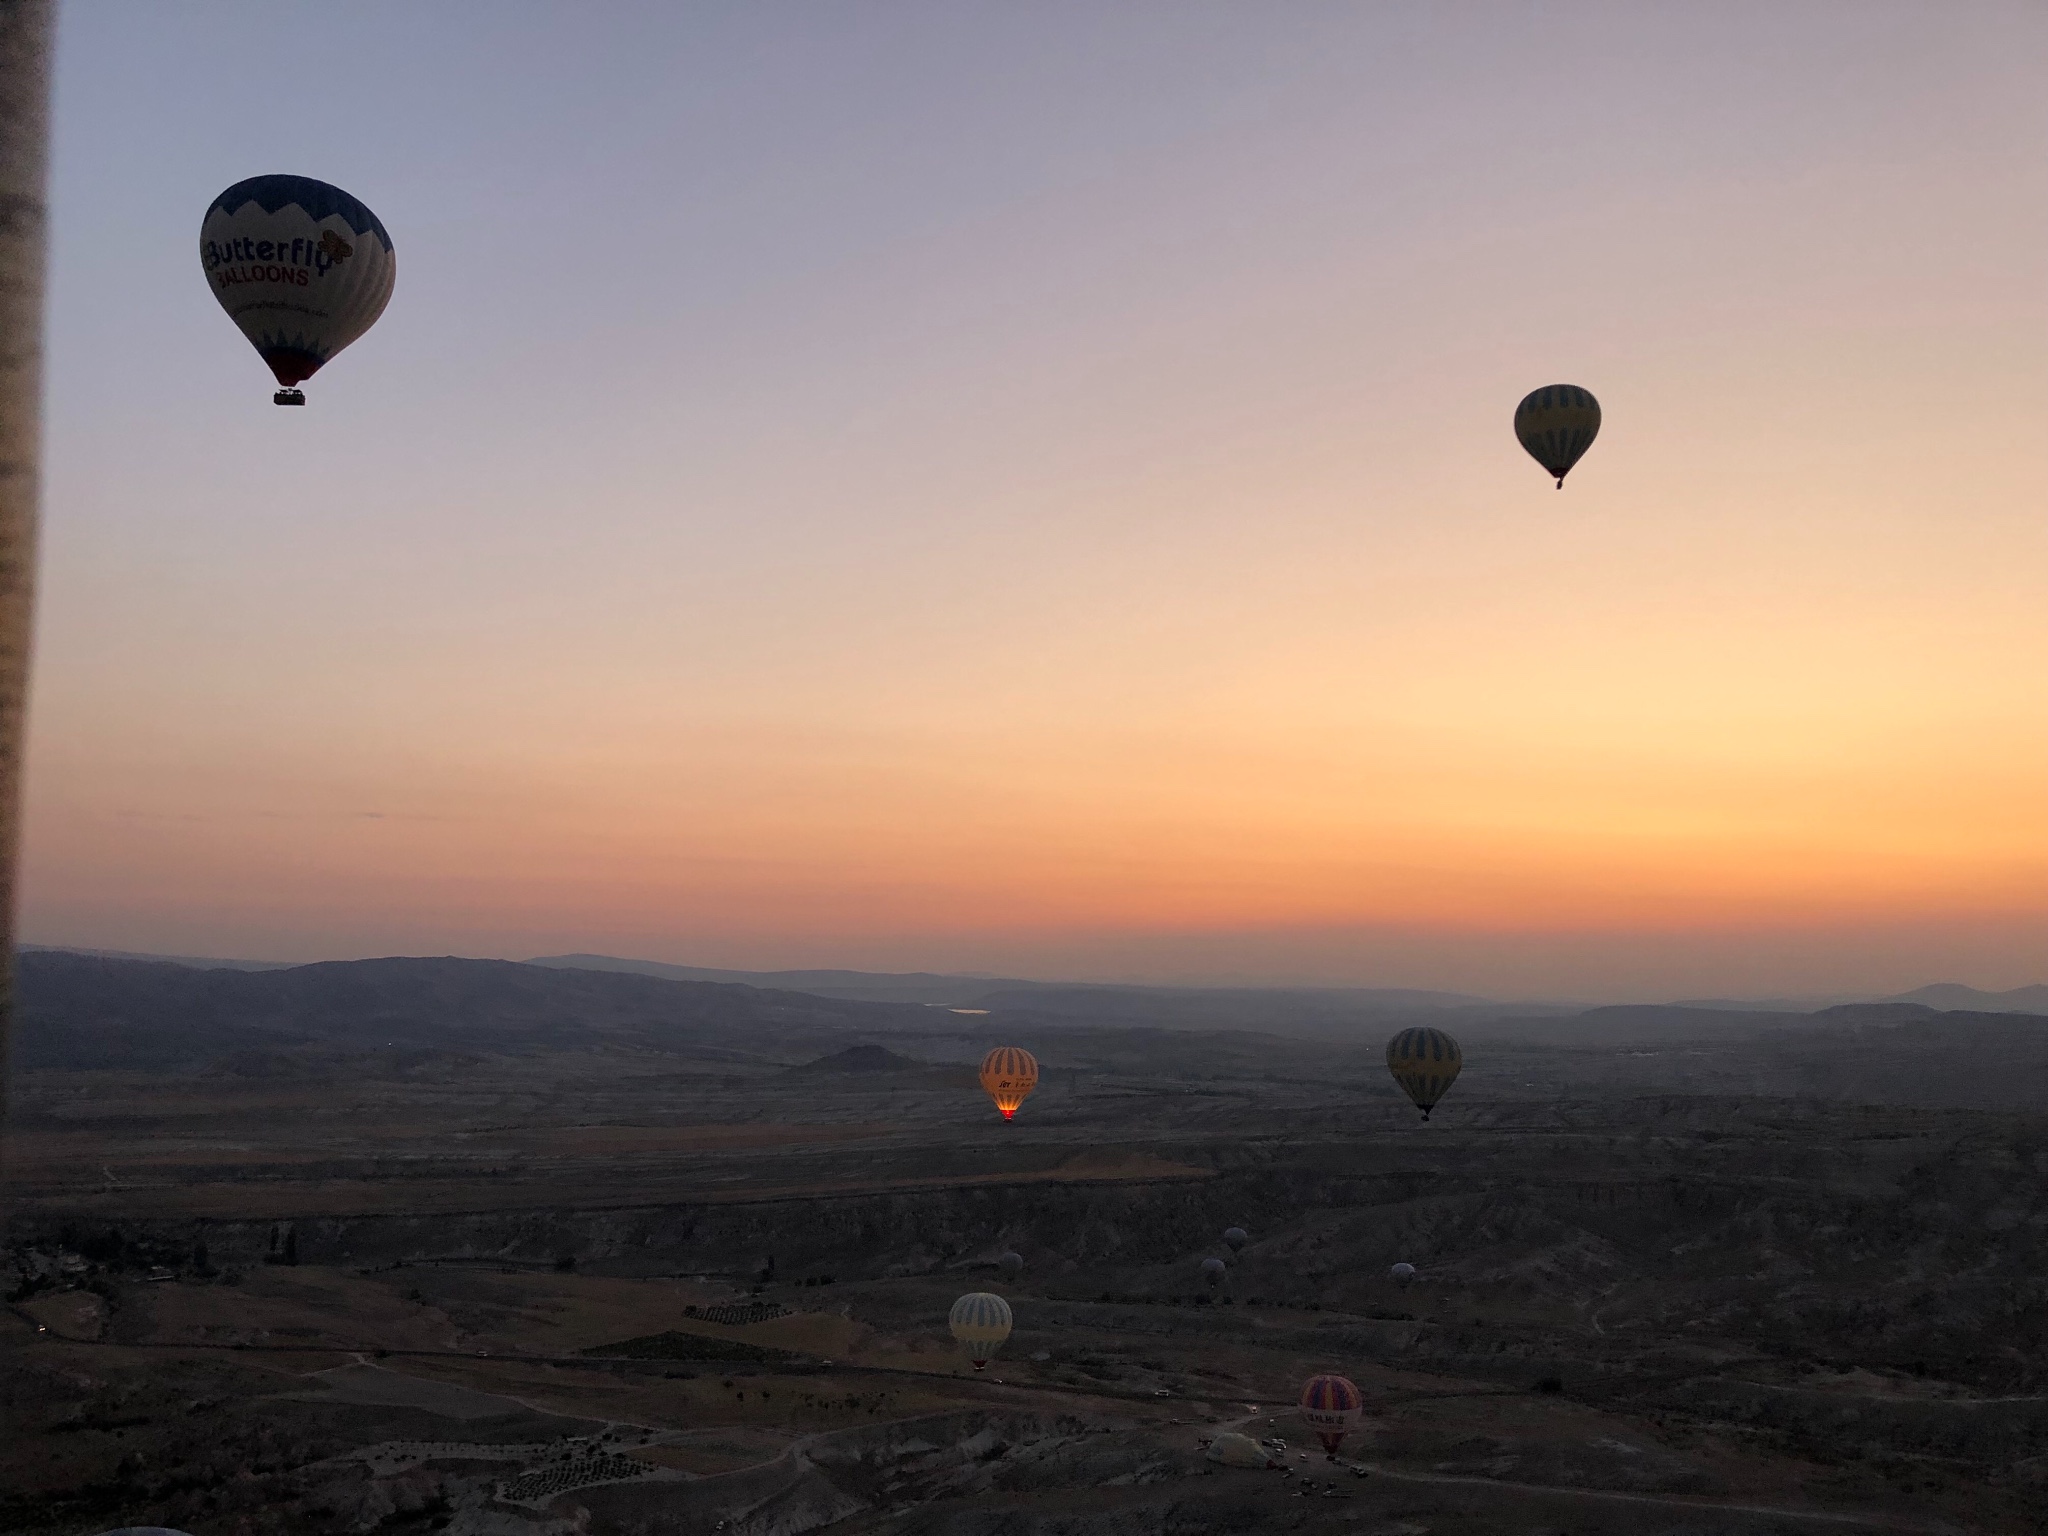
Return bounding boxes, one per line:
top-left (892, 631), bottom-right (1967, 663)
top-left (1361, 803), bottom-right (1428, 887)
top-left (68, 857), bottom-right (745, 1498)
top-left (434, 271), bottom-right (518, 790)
top-left (20, 2), bottom-right (2047, 1000)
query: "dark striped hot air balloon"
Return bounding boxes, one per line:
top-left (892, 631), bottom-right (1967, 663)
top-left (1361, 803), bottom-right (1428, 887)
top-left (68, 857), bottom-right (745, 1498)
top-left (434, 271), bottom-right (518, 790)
top-left (1298, 1373), bottom-right (1364, 1457)
top-left (979, 1046), bottom-right (1039, 1121)
top-left (1386, 1027), bottom-right (1462, 1120)
top-left (1514, 384), bottom-right (1600, 488)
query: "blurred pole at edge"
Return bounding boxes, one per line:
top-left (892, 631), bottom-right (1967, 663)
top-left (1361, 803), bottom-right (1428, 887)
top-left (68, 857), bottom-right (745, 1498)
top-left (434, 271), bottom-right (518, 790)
top-left (0, 0), bottom-right (52, 1150)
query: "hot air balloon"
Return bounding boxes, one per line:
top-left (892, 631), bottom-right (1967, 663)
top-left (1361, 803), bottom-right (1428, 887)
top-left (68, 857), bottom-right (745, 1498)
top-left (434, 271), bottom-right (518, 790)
top-left (1206, 1431), bottom-right (1272, 1468)
top-left (999, 1250), bottom-right (1025, 1276)
top-left (1513, 384), bottom-right (1600, 488)
top-left (201, 175), bottom-right (395, 405)
top-left (1298, 1374), bottom-right (1364, 1458)
top-left (1390, 1262), bottom-right (1416, 1287)
top-left (979, 1047), bottom-right (1039, 1121)
top-left (1386, 1027), bottom-right (1462, 1119)
top-left (1223, 1227), bottom-right (1249, 1253)
top-left (949, 1291), bottom-right (1013, 1370)
top-left (1201, 1256), bottom-right (1228, 1288)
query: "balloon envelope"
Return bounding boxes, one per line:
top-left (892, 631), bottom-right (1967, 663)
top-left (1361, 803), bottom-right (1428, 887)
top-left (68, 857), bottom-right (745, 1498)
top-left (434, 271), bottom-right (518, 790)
top-left (949, 1291), bottom-right (1013, 1369)
top-left (1386, 1027), bottom-right (1462, 1119)
top-left (201, 174), bottom-right (395, 397)
top-left (1223, 1227), bottom-right (1249, 1252)
top-left (1298, 1373), bottom-right (1364, 1456)
top-left (979, 1047), bottom-right (1039, 1120)
top-left (999, 1250), bottom-right (1025, 1275)
top-left (1201, 1256), bottom-right (1228, 1286)
top-left (1206, 1431), bottom-right (1271, 1468)
top-left (1514, 384), bottom-right (1600, 487)
top-left (1391, 1262), bottom-right (1417, 1286)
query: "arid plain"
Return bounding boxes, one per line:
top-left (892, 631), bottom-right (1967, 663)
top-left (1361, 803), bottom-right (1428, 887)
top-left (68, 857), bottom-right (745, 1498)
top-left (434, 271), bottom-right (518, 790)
top-left (7, 953), bottom-right (2048, 1535)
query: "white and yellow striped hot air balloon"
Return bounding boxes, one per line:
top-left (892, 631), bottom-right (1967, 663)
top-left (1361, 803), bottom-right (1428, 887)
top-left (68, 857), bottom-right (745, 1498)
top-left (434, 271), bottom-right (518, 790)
top-left (1513, 384), bottom-right (1600, 488)
top-left (978, 1046), bottom-right (1039, 1121)
top-left (1386, 1027), bottom-right (1462, 1120)
top-left (949, 1291), bottom-right (1013, 1370)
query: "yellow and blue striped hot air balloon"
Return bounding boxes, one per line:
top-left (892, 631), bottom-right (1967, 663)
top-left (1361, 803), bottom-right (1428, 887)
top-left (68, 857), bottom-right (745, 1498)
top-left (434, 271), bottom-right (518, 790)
top-left (1514, 384), bottom-right (1600, 488)
top-left (1386, 1027), bottom-right (1462, 1120)
top-left (949, 1291), bottom-right (1013, 1370)
top-left (1298, 1373), bottom-right (1364, 1456)
top-left (979, 1046), bottom-right (1039, 1121)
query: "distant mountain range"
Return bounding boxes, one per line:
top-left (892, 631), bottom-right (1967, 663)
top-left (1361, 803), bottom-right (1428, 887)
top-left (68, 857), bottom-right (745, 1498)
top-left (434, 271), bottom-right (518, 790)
top-left (8, 950), bottom-right (927, 1073)
top-left (22, 944), bottom-right (297, 971)
top-left (523, 953), bottom-right (2048, 1020)
top-left (1887, 982), bottom-right (2048, 1013)
top-left (24, 946), bottom-right (2048, 1097)
top-left (524, 952), bottom-right (1507, 1018)
top-left (18, 945), bottom-right (2048, 1033)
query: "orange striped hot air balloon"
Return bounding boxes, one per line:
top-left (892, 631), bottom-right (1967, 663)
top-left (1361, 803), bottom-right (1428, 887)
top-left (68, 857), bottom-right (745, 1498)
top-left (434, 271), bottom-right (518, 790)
top-left (978, 1046), bottom-right (1038, 1121)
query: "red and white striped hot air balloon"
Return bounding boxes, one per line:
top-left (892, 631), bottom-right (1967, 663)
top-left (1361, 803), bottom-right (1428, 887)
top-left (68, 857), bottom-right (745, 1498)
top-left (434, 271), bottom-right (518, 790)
top-left (1299, 1373), bottom-right (1364, 1458)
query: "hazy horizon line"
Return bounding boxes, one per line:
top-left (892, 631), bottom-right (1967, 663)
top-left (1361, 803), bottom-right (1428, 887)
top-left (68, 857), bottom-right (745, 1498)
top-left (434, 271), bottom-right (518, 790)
top-left (20, 939), bottom-right (2045, 1012)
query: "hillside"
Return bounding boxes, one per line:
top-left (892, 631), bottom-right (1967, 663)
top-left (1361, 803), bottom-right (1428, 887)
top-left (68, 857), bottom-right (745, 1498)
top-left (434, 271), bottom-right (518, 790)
top-left (9, 950), bottom-right (932, 1072)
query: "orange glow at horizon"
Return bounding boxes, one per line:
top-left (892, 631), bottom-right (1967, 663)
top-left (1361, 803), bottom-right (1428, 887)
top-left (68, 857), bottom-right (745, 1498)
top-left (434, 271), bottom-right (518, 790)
top-left (23, 5), bottom-right (2047, 998)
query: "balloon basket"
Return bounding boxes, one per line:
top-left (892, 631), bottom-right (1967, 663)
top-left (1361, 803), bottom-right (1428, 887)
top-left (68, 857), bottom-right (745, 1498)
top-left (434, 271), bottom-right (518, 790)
top-left (273, 388), bottom-right (305, 406)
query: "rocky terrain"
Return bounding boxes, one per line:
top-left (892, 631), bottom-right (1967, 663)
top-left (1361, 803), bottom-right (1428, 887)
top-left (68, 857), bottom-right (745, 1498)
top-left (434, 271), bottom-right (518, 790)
top-left (6, 952), bottom-right (2048, 1533)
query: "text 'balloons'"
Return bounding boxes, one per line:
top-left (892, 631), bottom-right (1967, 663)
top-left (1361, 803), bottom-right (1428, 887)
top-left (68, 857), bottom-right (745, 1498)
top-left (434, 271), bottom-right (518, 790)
top-left (200, 175), bottom-right (394, 405)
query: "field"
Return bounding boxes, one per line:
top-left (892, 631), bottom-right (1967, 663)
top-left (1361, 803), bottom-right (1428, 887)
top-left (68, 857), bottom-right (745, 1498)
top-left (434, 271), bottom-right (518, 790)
top-left (6, 954), bottom-right (2048, 1534)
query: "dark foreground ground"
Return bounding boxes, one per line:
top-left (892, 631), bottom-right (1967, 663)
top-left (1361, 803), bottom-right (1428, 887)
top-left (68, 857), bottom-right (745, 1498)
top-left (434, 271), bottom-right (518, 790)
top-left (6, 953), bottom-right (2047, 1535)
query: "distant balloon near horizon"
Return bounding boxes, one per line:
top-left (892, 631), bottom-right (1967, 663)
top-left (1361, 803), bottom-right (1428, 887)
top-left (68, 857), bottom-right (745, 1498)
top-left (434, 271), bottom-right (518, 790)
top-left (949, 1291), bottom-right (1013, 1370)
top-left (999, 1250), bottom-right (1025, 1276)
top-left (1386, 1026), bottom-right (1463, 1119)
top-left (1514, 384), bottom-right (1601, 488)
top-left (1391, 1262), bottom-right (1417, 1287)
top-left (978, 1046), bottom-right (1039, 1120)
top-left (1223, 1226), bottom-right (1249, 1252)
top-left (1201, 1256), bottom-right (1228, 1287)
top-left (201, 174), bottom-right (395, 405)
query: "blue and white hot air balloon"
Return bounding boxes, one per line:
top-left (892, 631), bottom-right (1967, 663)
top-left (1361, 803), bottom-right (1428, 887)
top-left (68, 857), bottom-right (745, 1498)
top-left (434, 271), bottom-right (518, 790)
top-left (200, 175), bottom-right (395, 405)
